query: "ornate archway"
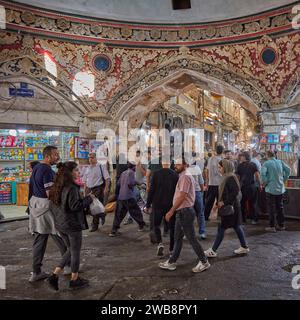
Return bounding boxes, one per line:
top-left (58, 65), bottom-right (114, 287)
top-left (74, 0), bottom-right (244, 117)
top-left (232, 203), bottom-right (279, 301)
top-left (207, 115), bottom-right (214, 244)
top-left (106, 54), bottom-right (270, 125)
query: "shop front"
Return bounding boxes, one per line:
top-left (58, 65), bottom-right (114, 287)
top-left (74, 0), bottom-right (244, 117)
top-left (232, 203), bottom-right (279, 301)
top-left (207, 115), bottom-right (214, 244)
top-left (0, 129), bottom-right (78, 220)
top-left (285, 177), bottom-right (300, 220)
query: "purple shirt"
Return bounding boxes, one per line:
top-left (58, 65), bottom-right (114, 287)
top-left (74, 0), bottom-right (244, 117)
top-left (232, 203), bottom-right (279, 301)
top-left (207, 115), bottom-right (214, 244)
top-left (117, 168), bottom-right (136, 200)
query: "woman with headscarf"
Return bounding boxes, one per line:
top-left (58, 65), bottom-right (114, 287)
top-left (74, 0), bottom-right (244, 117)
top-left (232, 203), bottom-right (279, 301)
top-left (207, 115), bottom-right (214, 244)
top-left (204, 159), bottom-right (249, 257)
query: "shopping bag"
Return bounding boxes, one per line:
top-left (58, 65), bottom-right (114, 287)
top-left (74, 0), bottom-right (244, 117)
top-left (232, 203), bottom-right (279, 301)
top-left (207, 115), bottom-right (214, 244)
top-left (89, 198), bottom-right (105, 216)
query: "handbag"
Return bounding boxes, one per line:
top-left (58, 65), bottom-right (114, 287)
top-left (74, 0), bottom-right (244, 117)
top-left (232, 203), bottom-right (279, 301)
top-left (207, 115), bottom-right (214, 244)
top-left (218, 205), bottom-right (234, 217)
top-left (89, 197), bottom-right (105, 216)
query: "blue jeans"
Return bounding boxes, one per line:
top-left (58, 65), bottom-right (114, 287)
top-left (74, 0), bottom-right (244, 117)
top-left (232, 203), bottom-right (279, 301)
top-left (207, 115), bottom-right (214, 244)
top-left (194, 191), bottom-right (206, 235)
top-left (212, 224), bottom-right (247, 252)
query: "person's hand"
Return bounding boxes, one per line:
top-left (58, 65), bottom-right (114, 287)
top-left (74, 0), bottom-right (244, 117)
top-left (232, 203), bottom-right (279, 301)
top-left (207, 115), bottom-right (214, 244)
top-left (218, 201), bottom-right (225, 208)
top-left (259, 185), bottom-right (263, 192)
top-left (88, 193), bottom-right (96, 199)
top-left (165, 210), bottom-right (174, 222)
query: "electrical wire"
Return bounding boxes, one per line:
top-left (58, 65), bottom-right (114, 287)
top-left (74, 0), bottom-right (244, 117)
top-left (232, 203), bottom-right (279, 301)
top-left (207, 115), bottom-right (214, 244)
top-left (0, 79), bottom-right (83, 125)
top-left (0, 81), bottom-right (17, 114)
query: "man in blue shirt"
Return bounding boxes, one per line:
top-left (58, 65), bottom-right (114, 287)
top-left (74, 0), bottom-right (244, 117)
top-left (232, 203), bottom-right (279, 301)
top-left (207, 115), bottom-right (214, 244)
top-left (261, 150), bottom-right (291, 232)
top-left (109, 162), bottom-right (146, 237)
top-left (29, 146), bottom-right (68, 282)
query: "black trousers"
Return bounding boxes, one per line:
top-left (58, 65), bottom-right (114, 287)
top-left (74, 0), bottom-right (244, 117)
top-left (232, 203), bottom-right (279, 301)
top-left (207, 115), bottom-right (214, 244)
top-left (32, 233), bottom-right (68, 274)
top-left (112, 198), bottom-right (145, 232)
top-left (258, 187), bottom-right (267, 214)
top-left (152, 208), bottom-right (175, 252)
top-left (204, 186), bottom-right (219, 220)
top-left (87, 185), bottom-right (105, 228)
top-left (240, 184), bottom-right (259, 222)
top-left (266, 193), bottom-right (285, 227)
top-left (58, 230), bottom-right (82, 273)
top-left (169, 208), bottom-right (207, 264)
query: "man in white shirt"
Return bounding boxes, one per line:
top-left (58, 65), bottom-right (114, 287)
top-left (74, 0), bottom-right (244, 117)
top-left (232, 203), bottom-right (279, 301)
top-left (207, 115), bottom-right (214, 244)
top-left (84, 153), bottom-right (111, 232)
top-left (204, 145), bottom-right (224, 220)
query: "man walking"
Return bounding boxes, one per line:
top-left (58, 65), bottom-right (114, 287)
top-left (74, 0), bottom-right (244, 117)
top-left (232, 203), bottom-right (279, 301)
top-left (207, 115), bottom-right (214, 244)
top-left (84, 153), bottom-right (111, 232)
top-left (146, 161), bottom-right (178, 257)
top-left (188, 157), bottom-right (206, 239)
top-left (159, 158), bottom-right (210, 273)
top-left (28, 146), bottom-right (68, 282)
top-left (261, 151), bottom-right (291, 232)
top-left (236, 151), bottom-right (262, 224)
top-left (109, 162), bottom-right (146, 236)
top-left (204, 145), bottom-right (224, 220)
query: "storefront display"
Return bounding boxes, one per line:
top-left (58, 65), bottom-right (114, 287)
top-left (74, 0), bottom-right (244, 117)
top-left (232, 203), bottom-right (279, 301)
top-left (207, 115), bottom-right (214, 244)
top-left (0, 182), bottom-right (17, 204)
top-left (0, 129), bottom-right (78, 212)
top-left (74, 137), bottom-right (89, 159)
top-left (260, 133), bottom-right (293, 153)
top-left (284, 177), bottom-right (300, 219)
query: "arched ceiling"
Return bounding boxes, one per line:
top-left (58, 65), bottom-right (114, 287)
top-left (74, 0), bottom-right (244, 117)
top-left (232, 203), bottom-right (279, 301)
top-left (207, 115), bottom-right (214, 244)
top-left (13, 0), bottom-right (296, 24)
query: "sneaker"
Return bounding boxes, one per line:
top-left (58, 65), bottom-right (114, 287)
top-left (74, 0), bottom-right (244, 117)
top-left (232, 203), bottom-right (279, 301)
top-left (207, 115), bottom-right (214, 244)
top-left (159, 260), bottom-right (176, 271)
top-left (204, 248), bottom-right (217, 258)
top-left (89, 226), bottom-right (98, 232)
top-left (109, 231), bottom-right (121, 237)
top-left (63, 265), bottom-right (84, 276)
top-left (138, 224), bottom-right (148, 232)
top-left (251, 220), bottom-right (258, 225)
top-left (192, 261), bottom-right (211, 273)
top-left (29, 271), bottom-right (49, 283)
top-left (265, 227), bottom-right (277, 233)
top-left (200, 233), bottom-right (207, 240)
top-left (276, 226), bottom-right (286, 231)
top-left (123, 218), bottom-right (133, 225)
top-left (47, 274), bottom-right (59, 291)
top-left (234, 247), bottom-right (250, 255)
top-left (69, 277), bottom-right (89, 290)
top-left (157, 243), bottom-right (164, 257)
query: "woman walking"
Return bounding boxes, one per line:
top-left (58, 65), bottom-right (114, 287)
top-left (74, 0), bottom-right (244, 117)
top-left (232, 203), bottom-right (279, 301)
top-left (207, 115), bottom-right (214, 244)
top-left (47, 162), bottom-right (93, 290)
top-left (205, 159), bottom-right (250, 258)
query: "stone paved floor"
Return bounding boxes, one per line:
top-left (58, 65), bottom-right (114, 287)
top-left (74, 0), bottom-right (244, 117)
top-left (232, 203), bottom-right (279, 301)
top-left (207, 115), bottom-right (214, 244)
top-left (0, 214), bottom-right (299, 300)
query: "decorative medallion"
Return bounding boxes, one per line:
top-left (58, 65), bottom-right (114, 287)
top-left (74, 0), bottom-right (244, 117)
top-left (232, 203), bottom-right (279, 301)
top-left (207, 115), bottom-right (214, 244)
top-left (92, 54), bottom-right (113, 74)
top-left (260, 47), bottom-right (278, 65)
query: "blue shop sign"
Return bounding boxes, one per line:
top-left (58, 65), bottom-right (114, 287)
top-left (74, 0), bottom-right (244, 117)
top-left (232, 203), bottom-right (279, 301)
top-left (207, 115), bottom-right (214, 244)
top-left (9, 83), bottom-right (34, 97)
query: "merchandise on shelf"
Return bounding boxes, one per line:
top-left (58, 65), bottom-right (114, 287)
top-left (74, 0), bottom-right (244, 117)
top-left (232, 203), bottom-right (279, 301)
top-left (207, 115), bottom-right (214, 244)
top-left (0, 182), bottom-right (12, 204)
top-left (0, 135), bottom-right (24, 148)
top-left (0, 149), bottom-right (24, 160)
top-left (75, 137), bottom-right (89, 159)
top-left (25, 136), bottom-right (50, 161)
top-left (0, 181), bottom-right (17, 204)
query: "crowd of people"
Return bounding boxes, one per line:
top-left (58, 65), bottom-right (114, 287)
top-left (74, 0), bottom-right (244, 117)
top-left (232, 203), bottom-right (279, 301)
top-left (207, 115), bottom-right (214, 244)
top-left (26, 144), bottom-right (291, 291)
